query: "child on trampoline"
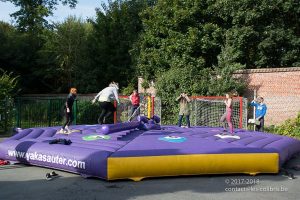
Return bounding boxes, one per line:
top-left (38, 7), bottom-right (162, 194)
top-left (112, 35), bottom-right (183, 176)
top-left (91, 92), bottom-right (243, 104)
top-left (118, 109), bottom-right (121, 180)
top-left (58, 88), bottom-right (77, 134)
top-left (220, 92), bottom-right (236, 135)
top-left (176, 92), bottom-right (191, 128)
top-left (129, 89), bottom-right (140, 121)
top-left (92, 82), bottom-right (120, 124)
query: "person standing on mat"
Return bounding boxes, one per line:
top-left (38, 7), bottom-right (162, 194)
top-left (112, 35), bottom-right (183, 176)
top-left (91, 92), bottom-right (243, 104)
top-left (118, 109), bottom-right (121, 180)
top-left (92, 82), bottom-right (120, 124)
top-left (176, 92), bottom-right (191, 128)
top-left (250, 96), bottom-right (267, 132)
top-left (129, 89), bottom-right (140, 121)
top-left (220, 92), bottom-right (235, 134)
top-left (59, 88), bottom-right (77, 134)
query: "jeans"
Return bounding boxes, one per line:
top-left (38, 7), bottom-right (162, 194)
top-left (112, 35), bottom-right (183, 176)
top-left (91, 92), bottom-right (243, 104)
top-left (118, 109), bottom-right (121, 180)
top-left (129, 105), bottom-right (140, 121)
top-left (178, 115), bottom-right (190, 127)
top-left (255, 117), bottom-right (265, 132)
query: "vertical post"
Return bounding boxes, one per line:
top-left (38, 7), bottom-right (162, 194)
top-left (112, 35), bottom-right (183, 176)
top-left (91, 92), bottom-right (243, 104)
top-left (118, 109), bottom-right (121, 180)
top-left (239, 97), bottom-right (243, 129)
top-left (147, 96), bottom-right (151, 118)
top-left (253, 90), bottom-right (257, 131)
top-left (17, 98), bottom-right (21, 128)
top-left (48, 99), bottom-right (51, 127)
top-left (114, 100), bottom-right (117, 124)
top-left (194, 99), bottom-right (197, 126)
top-left (245, 98), bottom-right (248, 130)
top-left (4, 98), bottom-right (7, 132)
top-left (151, 96), bottom-right (155, 117)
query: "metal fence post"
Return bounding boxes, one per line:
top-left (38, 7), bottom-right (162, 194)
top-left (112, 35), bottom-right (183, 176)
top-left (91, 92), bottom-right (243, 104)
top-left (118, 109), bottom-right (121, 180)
top-left (48, 99), bottom-right (51, 127)
top-left (4, 98), bottom-right (8, 132)
top-left (16, 98), bottom-right (21, 128)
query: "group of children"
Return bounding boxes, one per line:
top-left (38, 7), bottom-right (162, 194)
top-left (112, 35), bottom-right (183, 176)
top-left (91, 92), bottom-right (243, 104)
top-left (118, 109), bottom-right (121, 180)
top-left (176, 91), bottom-right (267, 135)
top-left (58, 84), bottom-right (267, 135)
top-left (59, 82), bottom-right (140, 134)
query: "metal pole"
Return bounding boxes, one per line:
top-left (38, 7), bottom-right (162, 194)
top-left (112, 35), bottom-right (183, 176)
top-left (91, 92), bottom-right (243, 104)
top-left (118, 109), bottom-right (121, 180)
top-left (253, 90), bottom-right (257, 131)
top-left (147, 96), bottom-right (151, 118)
top-left (48, 99), bottom-right (51, 127)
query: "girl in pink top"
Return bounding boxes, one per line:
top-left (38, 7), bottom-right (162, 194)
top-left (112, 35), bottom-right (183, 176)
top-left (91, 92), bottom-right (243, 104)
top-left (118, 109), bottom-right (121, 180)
top-left (220, 92), bottom-right (234, 134)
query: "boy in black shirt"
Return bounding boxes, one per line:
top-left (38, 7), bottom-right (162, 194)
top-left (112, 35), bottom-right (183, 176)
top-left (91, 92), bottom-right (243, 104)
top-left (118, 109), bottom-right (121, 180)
top-left (58, 88), bottom-right (77, 134)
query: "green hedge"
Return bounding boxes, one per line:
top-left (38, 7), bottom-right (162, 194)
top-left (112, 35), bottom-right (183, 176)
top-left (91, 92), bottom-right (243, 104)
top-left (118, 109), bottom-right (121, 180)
top-left (266, 112), bottom-right (300, 139)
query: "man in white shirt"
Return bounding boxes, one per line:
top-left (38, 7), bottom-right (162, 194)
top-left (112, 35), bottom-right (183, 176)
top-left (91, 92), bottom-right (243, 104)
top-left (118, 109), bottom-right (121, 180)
top-left (92, 82), bottom-right (120, 124)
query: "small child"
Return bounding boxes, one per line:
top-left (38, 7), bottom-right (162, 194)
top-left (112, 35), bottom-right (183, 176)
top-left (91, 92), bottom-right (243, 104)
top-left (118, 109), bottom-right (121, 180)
top-left (129, 90), bottom-right (140, 121)
top-left (59, 88), bottom-right (77, 134)
top-left (250, 96), bottom-right (267, 131)
top-left (176, 92), bottom-right (191, 128)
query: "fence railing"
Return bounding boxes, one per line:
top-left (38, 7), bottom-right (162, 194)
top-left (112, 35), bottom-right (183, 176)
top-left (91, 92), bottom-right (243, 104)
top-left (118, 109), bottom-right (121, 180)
top-left (11, 95), bottom-right (161, 129)
top-left (0, 98), bottom-right (15, 134)
top-left (1, 95), bottom-right (246, 132)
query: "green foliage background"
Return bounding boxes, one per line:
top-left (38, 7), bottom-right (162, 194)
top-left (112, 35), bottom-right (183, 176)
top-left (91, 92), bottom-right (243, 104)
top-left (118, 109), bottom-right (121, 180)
top-left (0, 0), bottom-right (299, 128)
top-left (266, 113), bottom-right (300, 139)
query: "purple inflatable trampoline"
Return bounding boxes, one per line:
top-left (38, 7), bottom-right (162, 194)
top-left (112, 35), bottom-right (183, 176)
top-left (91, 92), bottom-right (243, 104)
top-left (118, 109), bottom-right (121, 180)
top-left (0, 120), bottom-right (300, 181)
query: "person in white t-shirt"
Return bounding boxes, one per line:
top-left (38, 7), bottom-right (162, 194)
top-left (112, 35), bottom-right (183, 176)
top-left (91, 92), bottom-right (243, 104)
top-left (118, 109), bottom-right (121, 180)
top-left (92, 82), bottom-right (120, 124)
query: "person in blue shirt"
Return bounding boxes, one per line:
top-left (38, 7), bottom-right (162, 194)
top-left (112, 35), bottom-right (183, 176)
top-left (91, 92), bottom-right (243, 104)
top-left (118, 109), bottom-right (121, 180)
top-left (250, 96), bottom-right (267, 131)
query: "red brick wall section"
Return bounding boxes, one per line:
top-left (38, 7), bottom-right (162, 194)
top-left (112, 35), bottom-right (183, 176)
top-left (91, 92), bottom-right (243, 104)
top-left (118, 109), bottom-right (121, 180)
top-left (235, 67), bottom-right (300, 126)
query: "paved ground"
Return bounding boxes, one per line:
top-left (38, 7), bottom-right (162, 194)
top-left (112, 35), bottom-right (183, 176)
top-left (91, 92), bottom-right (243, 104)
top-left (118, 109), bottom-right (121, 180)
top-left (1, 136), bottom-right (300, 200)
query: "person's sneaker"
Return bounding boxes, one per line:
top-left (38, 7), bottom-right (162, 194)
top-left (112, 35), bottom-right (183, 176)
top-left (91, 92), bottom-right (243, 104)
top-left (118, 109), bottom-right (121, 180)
top-left (65, 126), bottom-right (72, 134)
top-left (51, 171), bottom-right (58, 177)
top-left (57, 128), bottom-right (65, 134)
top-left (46, 173), bottom-right (52, 180)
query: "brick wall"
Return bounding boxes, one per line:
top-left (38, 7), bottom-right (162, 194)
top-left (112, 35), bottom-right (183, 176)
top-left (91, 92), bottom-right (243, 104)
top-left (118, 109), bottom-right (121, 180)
top-left (235, 67), bottom-right (300, 125)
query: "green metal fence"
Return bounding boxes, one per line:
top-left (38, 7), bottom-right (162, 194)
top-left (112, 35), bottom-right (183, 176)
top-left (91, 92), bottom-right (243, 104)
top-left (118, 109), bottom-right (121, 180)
top-left (14, 96), bottom-right (110, 129)
top-left (0, 98), bottom-right (15, 134)
top-left (15, 97), bottom-right (70, 128)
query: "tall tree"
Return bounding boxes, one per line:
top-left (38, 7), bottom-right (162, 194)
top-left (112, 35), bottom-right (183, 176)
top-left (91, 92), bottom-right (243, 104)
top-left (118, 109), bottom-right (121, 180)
top-left (89, 0), bottom-right (154, 90)
top-left (1, 0), bottom-right (78, 93)
top-left (2, 0), bottom-right (77, 33)
top-left (208, 0), bottom-right (300, 68)
top-left (38, 16), bottom-right (93, 92)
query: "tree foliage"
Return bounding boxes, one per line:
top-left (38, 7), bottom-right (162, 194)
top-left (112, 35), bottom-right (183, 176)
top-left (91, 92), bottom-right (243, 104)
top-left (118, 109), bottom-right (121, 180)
top-left (3, 0), bottom-right (77, 32)
top-left (38, 16), bottom-right (93, 92)
top-left (88, 0), bottom-right (152, 91)
top-left (0, 69), bottom-right (19, 99)
top-left (266, 112), bottom-right (300, 138)
top-left (0, 0), bottom-right (299, 99)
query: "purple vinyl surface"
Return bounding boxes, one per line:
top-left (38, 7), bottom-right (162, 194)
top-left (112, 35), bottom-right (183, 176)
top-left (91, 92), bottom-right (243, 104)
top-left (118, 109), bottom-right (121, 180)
top-left (1, 123), bottom-right (300, 179)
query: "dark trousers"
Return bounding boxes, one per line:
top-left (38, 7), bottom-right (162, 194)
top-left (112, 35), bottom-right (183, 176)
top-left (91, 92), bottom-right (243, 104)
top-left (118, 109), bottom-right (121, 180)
top-left (98, 102), bottom-right (116, 124)
top-left (63, 110), bottom-right (73, 129)
top-left (178, 115), bottom-right (190, 127)
top-left (255, 117), bottom-right (265, 132)
top-left (129, 105), bottom-right (140, 120)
